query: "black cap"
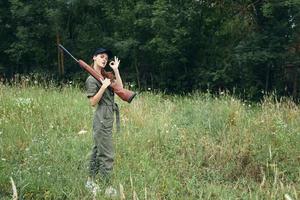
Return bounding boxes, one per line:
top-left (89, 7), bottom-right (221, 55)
top-left (93, 48), bottom-right (113, 59)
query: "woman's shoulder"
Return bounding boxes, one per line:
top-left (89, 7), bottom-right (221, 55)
top-left (86, 75), bottom-right (98, 83)
top-left (85, 75), bottom-right (102, 88)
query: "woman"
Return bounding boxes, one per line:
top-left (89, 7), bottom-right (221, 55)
top-left (85, 47), bottom-right (122, 196)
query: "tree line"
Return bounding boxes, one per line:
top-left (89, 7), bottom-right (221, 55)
top-left (0, 0), bottom-right (299, 99)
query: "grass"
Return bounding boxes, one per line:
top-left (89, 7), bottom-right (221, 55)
top-left (0, 84), bottom-right (299, 199)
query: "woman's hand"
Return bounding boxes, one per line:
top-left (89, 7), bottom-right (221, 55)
top-left (101, 78), bottom-right (111, 88)
top-left (109, 56), bottom-right (123, 88)
top-left (90, 78), bottom-right (111, 107)
top-left (109, 56), bottom-right (120, 71)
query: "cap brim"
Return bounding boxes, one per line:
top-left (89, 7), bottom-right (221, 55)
top-left (94, 48), bottom-right (113, 59)
top-left (104, 50), bottom-right (113, 59)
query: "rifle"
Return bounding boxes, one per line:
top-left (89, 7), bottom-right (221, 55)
top-left (58, 44), bottom-right (136, 103)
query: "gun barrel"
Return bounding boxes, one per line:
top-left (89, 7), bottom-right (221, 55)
top-left (58, 44), bottom-right (79, 62)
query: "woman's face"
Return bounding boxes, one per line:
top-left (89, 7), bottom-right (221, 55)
top-left (93, 53), bottom-right (108, 68)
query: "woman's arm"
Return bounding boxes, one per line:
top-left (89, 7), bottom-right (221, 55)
top-left (113, 68), bottom-right (123, 88)
top-left (89, 78), bottom-right (111, 106)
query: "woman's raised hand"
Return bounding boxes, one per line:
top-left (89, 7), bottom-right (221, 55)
top-left (109, 56), bottom-right (120, 70)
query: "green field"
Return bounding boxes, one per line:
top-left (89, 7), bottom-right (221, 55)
top-left (0, 84), bottom-right (299, 199)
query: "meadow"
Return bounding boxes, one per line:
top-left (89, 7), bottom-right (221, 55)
top-left (0, 83), bottom-right (299, 199)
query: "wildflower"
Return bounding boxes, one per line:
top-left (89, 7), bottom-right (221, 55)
top-left (105, 186), bottom-right (117, 198)
top-left (285, 194), bottom-right (293, 200)
top-left (16, 98), bottom-right (32, 107)
top-left (78, 130), bottom-right (87, 135)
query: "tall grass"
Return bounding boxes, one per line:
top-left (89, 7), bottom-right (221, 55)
top-left (0, 84), bottom-right (299, 199)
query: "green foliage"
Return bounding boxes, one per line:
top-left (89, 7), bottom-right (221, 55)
top-left (0, 0), bottom-right (299, 99)
top-left (0, 85), bottom-right (299, 199)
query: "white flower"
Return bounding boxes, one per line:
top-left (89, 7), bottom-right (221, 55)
top-left (78, 130), bottom-right (88, 135)
top-left (16, 98), bottom-right (32, 106)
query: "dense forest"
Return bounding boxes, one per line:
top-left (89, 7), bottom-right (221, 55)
top-left (0, 0), bottom-right (299, 99)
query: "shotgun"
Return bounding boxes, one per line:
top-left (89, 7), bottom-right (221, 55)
top-left (58, 44), bottom-right (136, 103)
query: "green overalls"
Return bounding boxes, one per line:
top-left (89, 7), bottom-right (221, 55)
top-left (85, 75), bottom-right (119, 181)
